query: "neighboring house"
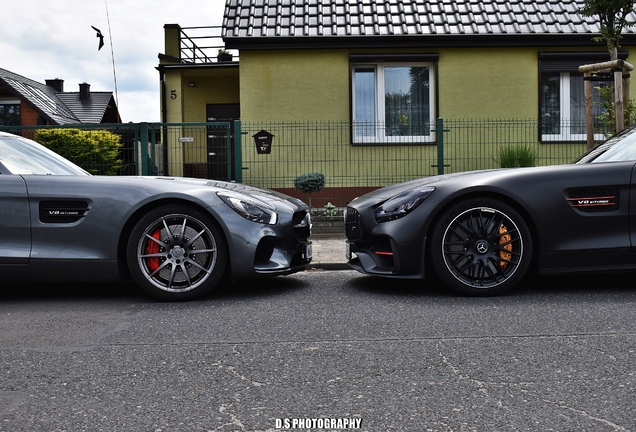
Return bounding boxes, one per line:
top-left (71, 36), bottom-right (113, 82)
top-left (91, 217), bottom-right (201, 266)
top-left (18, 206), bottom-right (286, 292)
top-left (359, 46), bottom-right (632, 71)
top-left (159, 0), bottom-right (636, 203)
top-left (0, 67), bottom-right (121, 126)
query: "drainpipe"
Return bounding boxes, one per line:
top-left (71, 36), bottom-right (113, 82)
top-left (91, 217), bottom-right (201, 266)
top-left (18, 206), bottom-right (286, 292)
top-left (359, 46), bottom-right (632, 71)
top-left (159, 68), bottom-right (169, 175)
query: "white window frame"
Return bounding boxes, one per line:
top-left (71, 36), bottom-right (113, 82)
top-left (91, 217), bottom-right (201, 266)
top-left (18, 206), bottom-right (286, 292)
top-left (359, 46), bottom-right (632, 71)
top-left (351, 62), bottom-right (436, 144)
top-left (541, 72), bottom-right (606, 142)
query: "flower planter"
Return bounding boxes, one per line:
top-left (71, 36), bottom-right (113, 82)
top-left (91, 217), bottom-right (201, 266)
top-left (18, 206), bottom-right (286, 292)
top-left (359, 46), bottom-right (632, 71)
top-left (311, 215), bottom-right (345, 238)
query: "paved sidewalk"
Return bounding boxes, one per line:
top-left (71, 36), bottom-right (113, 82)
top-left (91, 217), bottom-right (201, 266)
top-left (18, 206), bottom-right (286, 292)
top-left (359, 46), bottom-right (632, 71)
top-left (309, 236), bottom-right (349, 270)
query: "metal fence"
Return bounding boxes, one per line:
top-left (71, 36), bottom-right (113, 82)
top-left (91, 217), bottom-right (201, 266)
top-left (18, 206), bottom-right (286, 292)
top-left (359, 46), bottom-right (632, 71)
top-left (1, 122), bottom-right (237, 180)
top-left (2, 119), bottom-right (608, 209)
top-left (2, 124), bottom-right (151, 176)
top-left (240, 119), bottom-right (602, 207)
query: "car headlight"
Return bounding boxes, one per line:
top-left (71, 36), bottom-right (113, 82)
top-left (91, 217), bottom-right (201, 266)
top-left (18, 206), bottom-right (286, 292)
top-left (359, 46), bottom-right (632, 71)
top-left (375, 186), bottom-right (435, 223)
top-left (217, 192), bottom-right (278, 225)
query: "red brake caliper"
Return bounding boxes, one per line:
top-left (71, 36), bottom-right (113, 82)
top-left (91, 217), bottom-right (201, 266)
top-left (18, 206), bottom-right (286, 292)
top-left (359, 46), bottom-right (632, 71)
top-left (146, 229), bottom-right (162, 272)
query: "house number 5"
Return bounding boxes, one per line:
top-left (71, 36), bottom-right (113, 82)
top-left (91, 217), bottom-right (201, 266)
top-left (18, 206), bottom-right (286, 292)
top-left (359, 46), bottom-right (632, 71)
top-left (170, 90), bottom-right (177, 99)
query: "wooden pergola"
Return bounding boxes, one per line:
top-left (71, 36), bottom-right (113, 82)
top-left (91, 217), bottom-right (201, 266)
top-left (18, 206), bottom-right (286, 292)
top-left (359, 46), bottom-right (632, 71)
top-left (579, 59), bottom-right (634, 148)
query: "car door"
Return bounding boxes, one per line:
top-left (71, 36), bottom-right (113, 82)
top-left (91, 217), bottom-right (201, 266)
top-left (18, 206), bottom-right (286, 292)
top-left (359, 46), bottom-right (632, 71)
top-left (0, 175), bottom-right (31, 263)
top-left (630, 162), bottom-right (636, 251)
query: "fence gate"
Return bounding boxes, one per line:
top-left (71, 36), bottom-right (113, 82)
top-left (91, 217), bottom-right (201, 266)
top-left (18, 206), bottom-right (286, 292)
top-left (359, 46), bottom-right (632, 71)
top-left (144, 121), bottom-right (242, 182)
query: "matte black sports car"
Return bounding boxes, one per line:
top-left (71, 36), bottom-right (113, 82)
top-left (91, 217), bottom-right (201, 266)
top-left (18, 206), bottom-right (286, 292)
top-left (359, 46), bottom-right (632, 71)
top-left (0, 132), bottom-right (312, 300)
top-left (345, 125), bottom-right (636, 296)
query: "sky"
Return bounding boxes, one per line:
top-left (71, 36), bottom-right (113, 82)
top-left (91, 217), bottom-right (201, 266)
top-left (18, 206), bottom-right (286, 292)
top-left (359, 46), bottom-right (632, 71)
top-left (1, 0), bottom-right (226, 122)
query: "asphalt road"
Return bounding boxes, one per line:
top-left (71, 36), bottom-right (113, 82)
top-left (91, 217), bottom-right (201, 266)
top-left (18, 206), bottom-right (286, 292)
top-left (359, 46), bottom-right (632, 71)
top-left (0, 270), bottom-right (635, 431)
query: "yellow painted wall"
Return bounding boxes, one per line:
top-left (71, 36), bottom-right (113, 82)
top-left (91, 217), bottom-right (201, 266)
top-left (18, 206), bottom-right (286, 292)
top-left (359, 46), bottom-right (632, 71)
top-left (238, 46), bottom-right (636, 122)
top-left (181, 69), bottom-right (240, 121)
top-left (235, 45), bottom-right (636, 190)
top-left (239, 50), bottom-right (350, 121)
top-left (438, 47), bottom-right (539, 119)
top-left (163, 69), bottom-right (240, 123)
top-left (163, 71), bottom-right (183, 123)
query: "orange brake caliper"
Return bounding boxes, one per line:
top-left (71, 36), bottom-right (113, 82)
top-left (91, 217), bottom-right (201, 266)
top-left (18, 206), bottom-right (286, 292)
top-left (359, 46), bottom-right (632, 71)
top-left (498, 225), bottom-right (513, 269)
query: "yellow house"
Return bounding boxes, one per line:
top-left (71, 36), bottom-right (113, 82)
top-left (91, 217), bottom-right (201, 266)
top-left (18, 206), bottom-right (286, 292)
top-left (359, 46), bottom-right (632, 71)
top-left (159, 0), bottom-right (636, 206)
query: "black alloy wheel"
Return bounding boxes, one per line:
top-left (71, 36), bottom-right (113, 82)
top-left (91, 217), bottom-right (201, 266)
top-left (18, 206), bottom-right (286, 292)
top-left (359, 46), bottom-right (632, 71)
top-left (430, 198), bottom-right (532, 296)
top-left (127, 204), bottom-right (227, 301)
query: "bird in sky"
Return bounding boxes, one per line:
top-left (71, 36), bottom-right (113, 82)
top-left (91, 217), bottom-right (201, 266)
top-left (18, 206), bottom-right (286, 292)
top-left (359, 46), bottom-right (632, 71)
top-left (91, 26), bottom-right (105, 51)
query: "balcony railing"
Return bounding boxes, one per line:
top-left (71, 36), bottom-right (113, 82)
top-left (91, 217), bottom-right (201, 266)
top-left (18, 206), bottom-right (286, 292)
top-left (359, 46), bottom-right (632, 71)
top-left (178, 26), bottom-right (239, 64)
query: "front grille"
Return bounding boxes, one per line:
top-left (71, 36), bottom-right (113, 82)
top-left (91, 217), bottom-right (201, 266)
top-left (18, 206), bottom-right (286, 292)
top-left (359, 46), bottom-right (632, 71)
top-left (345, 207), bottom-right (363, 241)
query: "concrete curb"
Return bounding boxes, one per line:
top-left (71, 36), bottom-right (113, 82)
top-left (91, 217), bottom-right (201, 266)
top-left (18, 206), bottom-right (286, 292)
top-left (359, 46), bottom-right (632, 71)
top-left (309, 237), bottom-right (349, 270)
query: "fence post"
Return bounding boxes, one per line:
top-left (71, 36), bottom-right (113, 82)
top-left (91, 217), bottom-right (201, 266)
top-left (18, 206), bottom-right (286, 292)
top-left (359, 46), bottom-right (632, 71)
top-left (233, 120), bottom-right (242, 183)
top-left (139, 122), bottom-right (149, 175)
top-left (432, 118), bottom-right (449, 175)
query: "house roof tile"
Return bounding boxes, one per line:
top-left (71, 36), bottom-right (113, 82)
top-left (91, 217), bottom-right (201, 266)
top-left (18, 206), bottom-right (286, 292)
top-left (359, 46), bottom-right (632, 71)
top-left (56, 92), bottom-right (114, 124)
top-left (222, 0), bottom-right (636, 40)
top-left (0, 68), bottom-right (80, 125)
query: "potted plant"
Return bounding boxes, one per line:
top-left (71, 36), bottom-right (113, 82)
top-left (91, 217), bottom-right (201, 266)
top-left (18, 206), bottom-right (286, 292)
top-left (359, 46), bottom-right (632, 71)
top-left (217, 49), bottom-right (233, 62)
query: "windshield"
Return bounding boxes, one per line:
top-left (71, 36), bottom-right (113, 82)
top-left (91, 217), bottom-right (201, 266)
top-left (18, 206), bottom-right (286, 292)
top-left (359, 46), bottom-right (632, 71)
top-left (575, 125), bottom-right (636, 164)
top-left (0, 133), bottom-right (89, 175)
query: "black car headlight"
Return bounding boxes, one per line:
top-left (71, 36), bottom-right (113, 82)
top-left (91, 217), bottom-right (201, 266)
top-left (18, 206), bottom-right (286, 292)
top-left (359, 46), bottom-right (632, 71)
top-left (217, 192), bottom-right (278, 225)
top-left (375, 186), bottom-right (435, 223)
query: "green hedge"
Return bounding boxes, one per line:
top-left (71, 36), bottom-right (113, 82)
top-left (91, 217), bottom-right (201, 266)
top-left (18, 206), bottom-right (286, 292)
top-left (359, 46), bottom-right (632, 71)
top-left (35, 128), bottom-right (123, 175)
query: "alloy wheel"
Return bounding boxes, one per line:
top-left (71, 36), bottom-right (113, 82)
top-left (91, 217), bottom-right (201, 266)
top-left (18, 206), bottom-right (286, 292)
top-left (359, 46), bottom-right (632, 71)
top-left (441, 206), bottom-right (523, 289)
top-left (136, 213), bottom-right (218, 293)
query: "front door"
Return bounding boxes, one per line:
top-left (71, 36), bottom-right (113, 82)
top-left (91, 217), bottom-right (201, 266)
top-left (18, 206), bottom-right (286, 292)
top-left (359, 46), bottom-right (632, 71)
top-left (207, 104), bottom-right (239, 181)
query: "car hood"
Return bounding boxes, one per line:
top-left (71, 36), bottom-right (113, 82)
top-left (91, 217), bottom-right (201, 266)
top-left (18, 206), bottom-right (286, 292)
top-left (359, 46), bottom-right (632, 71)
top-left (137, 176), bottom-right (310, 211)
top-left (352, 169), bottom-right (503, 202)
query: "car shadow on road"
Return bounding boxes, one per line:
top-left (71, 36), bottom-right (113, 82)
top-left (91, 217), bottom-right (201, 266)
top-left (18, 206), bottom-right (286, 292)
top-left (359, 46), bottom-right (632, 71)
top-left (209, 275), bottom-right (310, 300)
top-left (347, 274), bottom-right (452, 297)
top-left (0, 275), bottom-right (311, 303)
top-left (514, 272), bottom-right (636, 297)
top-left (348, 272), bottom-right (636, 299)
top-left (0, 280), bottom-right (149, 302)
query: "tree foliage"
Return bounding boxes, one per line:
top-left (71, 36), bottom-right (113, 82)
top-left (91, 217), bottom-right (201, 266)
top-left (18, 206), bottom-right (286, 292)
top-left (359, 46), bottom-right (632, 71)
top-left (595, 85), bottom-right (636, 134)
top-left (35, 128), bottom-right (123, 175)
top-left (580, 0), bottom-right (636, 58)
top-left (294, 172), bottom-right (325, 210)
top-left (294, 172), bottom-right (325, 193)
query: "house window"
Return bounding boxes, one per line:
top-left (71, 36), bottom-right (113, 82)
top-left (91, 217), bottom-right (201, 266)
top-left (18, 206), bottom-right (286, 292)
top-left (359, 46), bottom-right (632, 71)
top-left (0, 102), bottom-right (20, 126)
top-left (539, 52), bottom-right (626, 142)
top-left (350, 55), bottom-right (437, 144)
top-left (540, 72), bottom-right (607, 141)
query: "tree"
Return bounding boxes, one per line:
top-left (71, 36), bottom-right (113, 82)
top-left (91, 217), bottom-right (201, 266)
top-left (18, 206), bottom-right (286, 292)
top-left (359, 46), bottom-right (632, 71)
top-left (580, 0), bottom-right (636, 60)
top-left (294, 172), bottom-right (325, 210)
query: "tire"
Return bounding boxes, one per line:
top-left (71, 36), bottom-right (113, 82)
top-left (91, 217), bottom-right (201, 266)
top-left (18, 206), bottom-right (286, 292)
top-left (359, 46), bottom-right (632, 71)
top-left (429, 198), bottom-right (532, 296)
top-left (126, 204), bottom-right (227, 301)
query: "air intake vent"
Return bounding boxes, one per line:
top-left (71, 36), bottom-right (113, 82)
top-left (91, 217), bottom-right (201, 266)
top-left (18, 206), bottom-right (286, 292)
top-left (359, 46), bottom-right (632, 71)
top-left (566, 189), bottom-right (618, 213)
top-left (39, 201), bottom-right (90, 223)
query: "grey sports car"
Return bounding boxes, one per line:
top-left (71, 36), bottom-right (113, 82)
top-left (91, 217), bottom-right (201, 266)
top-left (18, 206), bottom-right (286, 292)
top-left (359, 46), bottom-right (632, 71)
top-left (0, 131), bottom-right (312, 300)
top-left (345, 125), bottom-right (636, 296)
